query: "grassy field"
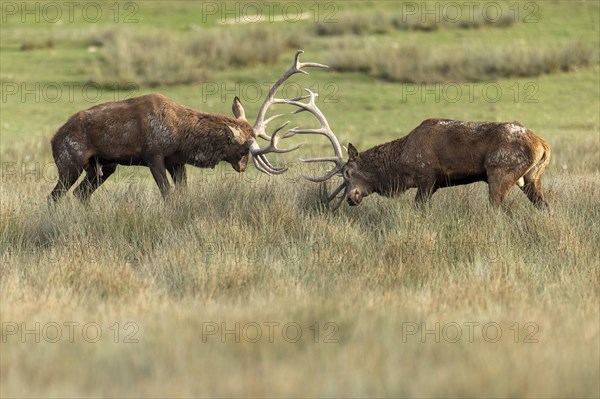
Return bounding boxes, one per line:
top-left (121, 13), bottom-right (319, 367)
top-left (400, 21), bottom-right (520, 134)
top-left (1, 1), bottom-right (599, 397)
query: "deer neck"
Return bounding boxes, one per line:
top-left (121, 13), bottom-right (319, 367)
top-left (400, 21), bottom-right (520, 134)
top-left (176, 112), bottom-right (235, 167)
top-left (361, 137), bottom-right (412, 195)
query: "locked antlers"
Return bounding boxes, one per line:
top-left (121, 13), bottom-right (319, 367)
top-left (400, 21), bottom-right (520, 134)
top-left (248, 50), bottom-right (328, 175)
top-left (283, 89), bottom-right (348, 210)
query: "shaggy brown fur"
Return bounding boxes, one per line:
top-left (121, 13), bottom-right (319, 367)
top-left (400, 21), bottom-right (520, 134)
top-left (49, 93), bottom-right (255, 202)
top-left (342, 119), bottom-right (550, 208)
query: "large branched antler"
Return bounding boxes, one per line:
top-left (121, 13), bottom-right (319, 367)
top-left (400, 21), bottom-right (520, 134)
top-left (281, 89), bottom-right (349, 210)
top-left (249, 50), bottom-right (328, 175)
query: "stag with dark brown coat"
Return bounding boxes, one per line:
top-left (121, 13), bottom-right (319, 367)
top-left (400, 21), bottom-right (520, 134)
top-left (285, 93), bottom-right (550, 209)
top-left (49, 51), bottom-right (326, 202)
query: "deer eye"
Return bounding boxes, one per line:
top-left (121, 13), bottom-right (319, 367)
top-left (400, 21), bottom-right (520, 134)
top-left (343, 169), bottom-right (351, 180)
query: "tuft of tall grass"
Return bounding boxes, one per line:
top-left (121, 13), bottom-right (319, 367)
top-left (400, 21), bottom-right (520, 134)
top-left (20, 38), bottom-right (55, 51)
top-left (89, 27), bottom-right (310, 88)
top-left (188, 26), bottom-right (309, 70)
top-left (315, 7), bottom-right (516, 36)
top-left (89, 29), bottom-right (207, 88)
top-left (327, 38), bottom-right (597, 83)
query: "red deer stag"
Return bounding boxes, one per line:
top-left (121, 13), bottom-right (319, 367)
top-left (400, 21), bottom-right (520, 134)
top-left (49, 50), bottom-right (327, 202)
top-left (284, 91), bottom-right (550, 209)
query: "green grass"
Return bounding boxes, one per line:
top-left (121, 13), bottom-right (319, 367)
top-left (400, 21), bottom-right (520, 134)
top-left (1, 1), bottom-right (599, 398)
top-left (327, 37), bottom-right (596, 83)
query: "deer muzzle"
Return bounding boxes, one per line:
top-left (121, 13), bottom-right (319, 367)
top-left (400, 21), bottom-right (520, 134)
top-left (347, 188), bottom-right (363, 206)
top-left (230, 154), bottom-right (249, 173)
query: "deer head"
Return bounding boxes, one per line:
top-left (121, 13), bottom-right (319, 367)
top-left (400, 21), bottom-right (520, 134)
top-left (341, 143), bottom-right (378, 206)
top-left (282, 89), bottom-right (386, 208)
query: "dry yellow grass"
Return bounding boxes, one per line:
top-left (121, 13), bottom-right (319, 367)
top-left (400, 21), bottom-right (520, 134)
top-left (1, 161), bottom-right (598, 397)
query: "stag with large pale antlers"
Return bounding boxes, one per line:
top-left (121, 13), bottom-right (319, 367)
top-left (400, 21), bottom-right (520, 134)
top-left (287, 93), bottom-right (550, 209)
top-left (49, 50), bottom-right (327, 202)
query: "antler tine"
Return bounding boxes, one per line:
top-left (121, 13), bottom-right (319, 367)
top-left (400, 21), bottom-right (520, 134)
top-left (253, 50), bottom-right (329, 141)
top-left (263, 113), bottom-right (284, 125)
top-left (318, 182), bottom-right (348, 211)
top-left (251, 149), bottom-right (287, 175)
top-left (271, 95), bottom-right (311, 109)
top-left (252, 154), bottom-right (276, 175)
top-left (300, 156), bottom-right (342, 163)
top-left (294, 50), bottom-right (329, 74)
top-left (300, 168), bottom-right (340, 183)
top-left (327, 181), bottom-right (347, 202)
top-left (251, 121), bottom-right (303, 157)
top-left (254, 114), bottom-right (285, 141)
top-left (330, 185), bottom-right (349, 211)
top-left (254, 154), bottom-right (287, 175)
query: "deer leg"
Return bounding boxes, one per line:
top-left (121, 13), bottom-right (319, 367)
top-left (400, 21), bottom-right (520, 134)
top-left (520, 158), bottom-right (550, 209)
top-left (487, 171), bottom-right (517, 207)
top-left (73, 163), bottom-right (117, 203)
top-left (149, 157), bottom-right (172, 200)
top-left (521, 178), bottom-right (549, 209)
top-left (488, 183), bottom-right (511, 207)
top-left (49, 164), bottom-right (83, 203)
top-left (415, 179), bottom-right (437, 206)
top-left (166, 163), bottom-right (187, 189)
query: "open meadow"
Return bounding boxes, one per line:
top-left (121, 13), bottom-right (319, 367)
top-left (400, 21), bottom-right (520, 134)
top-left (1, 1), bottom-right (599, 397)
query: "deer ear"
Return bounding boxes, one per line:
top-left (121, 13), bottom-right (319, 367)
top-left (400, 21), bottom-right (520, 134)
top-left (224, 124), bottom-right (246, 145)
top-left (232, 96), bottom-right (247, 121)
top-left (348, 143), bottom-right (359, 160)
